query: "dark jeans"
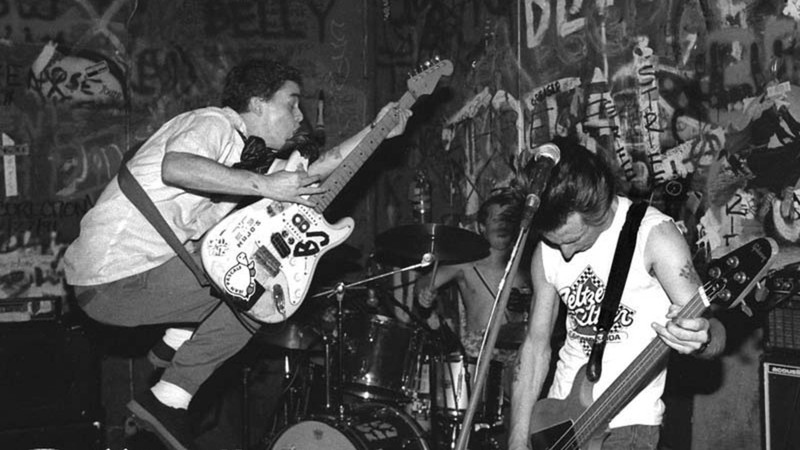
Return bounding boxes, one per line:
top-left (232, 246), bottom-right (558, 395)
top-left (75, 255), bottom-right (259, 395)
top-left (602, 424), bottom-right (660, 450)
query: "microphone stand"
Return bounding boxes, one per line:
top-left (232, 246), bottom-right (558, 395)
top-left (454, 199), bottom-right (538, 450)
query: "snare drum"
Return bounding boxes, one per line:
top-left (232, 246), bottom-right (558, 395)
top-left (268, 402), bottom-right (430, 450)
top-left (430, 353), bottom-right (505, 424)
top-left (342, 313), bottom-right (421, 401)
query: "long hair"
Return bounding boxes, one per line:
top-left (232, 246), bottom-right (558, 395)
top-left (530, 137), bottom-right (616, 233)
top-left (221, 59), bottom-right (302, 112)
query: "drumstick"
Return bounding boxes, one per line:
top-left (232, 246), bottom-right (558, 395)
top-left (427, 257), bottom-right (440, 292)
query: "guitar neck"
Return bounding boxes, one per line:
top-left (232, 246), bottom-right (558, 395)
top-left (312, 91), bottom-right (416, 213)
top-left (572, 291), bottom-right (708, 444)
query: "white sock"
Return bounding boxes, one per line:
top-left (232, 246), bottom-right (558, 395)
top-left (151, 380), bottom-right (192, 410)
top-left (162, 327), bottom-right (194, 350)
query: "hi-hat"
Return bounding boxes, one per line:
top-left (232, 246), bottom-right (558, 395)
top-left (375, 223), bottom-right (489, 265)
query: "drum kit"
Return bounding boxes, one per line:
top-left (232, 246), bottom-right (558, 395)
top-left (258, 223), bottom-right (524, 450)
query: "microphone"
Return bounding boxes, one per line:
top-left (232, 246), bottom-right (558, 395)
top-left (522, 143), bottom-right (560, 224)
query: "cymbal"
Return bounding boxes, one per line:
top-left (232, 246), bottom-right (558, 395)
top-left (375, 223), bottom-right (489, 265)
top-left (496, 322), bottom-right (527, 350)
top-left (314, 244), bottom-right (363, 284)
top-left (255, 321), bottom-right (321, 350)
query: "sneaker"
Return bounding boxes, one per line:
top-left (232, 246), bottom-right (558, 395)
top-left (147, 340), bottom-right (176, 369)
top-left (128, 390), bottom-right (193, 450)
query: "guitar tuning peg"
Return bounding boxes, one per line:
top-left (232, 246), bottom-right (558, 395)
top-left (732, 271), bottom-right (748, 284)
top-left (716, 289), bottom-right (732, 303)
top-left (738, 301), bottom-right (754, 317)
top-left (424, 60), bottom-right (432, 68)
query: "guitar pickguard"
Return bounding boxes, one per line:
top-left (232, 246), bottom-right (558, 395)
top-left (201, 198), bottom-right (354, 323)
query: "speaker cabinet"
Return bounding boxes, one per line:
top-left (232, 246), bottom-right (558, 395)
top-left (762, 354), bottom-right (800, 450)
top-left (0, 321), bottom-right (102, 448)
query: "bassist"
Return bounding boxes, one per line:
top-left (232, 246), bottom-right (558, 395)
top-left (509, 138), bottom-right (726, 450)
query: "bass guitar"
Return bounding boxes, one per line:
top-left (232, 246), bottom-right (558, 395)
top-left (200, 58), bottom-right (453, 323)
top-left (529, 237), bottom-right (778, 449)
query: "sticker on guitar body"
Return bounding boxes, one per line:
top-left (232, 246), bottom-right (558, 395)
top-left (223, 252), bottom-right (265, 302)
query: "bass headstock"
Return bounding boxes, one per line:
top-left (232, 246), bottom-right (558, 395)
top-left (704, 237), bottom-right (779, 316)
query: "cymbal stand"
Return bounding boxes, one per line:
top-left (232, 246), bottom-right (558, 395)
top-left (312, 253), bottom-right (436, 333)
top-left (312, 254), bottom-right (440, 421)
top-left (311, 253), bottom-right (434, 299)
top-left (335, 283), bottom-right (346, 421)
top-left (322, 332), bottom-right (334, 413)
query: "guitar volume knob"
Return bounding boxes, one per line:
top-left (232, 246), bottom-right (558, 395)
top-left (733, 271), bottom-right (748, 284)
top-left (708, 266), bottom-right (722, 279)
top-left (725, 256), bottom-right (740, 268)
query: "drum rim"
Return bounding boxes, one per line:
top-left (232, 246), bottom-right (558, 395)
top-left (267, 402), bottom-right (432, 450)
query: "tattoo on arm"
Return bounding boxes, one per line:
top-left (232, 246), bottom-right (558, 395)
top-left (679, 260), bottom-right (702, 285)
top-left (512, 355), bottom-right (522, 384)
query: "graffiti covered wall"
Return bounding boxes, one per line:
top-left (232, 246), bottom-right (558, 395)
top-left (375, 0), bottom-right (800, 266)
top-left (0, 0), bottom-right (370, 320)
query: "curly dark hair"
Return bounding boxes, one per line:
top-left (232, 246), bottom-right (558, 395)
top-left (221, 59), bottom-right (302, 112)
top-left (530, 136), bottom-right (616, 233)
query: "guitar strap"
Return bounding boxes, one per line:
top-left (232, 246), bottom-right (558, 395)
top-left (586, 201), bottom-right (648, 383)
top-left (117, 164), bottom-right (210, 287)
top-left (118, 164), bottom-right (261, 334)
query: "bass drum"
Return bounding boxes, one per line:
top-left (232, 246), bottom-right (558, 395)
top-left (268, 402), bottom-right (431, 450)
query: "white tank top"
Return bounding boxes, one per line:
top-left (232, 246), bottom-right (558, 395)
top-left (541, 196), bottom-right (672, 428)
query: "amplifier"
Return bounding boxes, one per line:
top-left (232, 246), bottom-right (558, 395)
top-left (766, 297), bottom-right (800, 352)
top-left (0, 321), bottom-right (101, 430)
top-left (762, 355), bottom-right (800, 450)
top-left (0, 421), bottom-right (103, 450)
top-left (764, 264), bottom-right (800, 352)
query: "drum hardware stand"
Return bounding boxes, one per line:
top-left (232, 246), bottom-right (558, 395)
top-left (334, 283), bottom-right (347, 421)
top-left (311, 254), bottom-right (439, 422)
top-left (322, 332), bottom-right (334, 413)
top-left (312, 252), bottom-right (437, 333)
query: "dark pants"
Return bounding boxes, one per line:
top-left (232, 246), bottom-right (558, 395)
top-left (602, 424), bottom-right (660, 450)
top-left (75, 255), bottom-right (259, 395)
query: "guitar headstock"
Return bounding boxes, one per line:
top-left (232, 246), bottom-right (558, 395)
top-left (704, 237), bottom-right (779, 315)
top-left (407, 58), bottom-right (453, 98)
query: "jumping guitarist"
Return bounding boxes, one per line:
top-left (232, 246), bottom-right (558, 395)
top-left (64, 59), bottom-right (411, 450)
top-left (509, 138), bottom-right (727, 450)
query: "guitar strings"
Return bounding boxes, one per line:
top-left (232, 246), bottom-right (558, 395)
top-left (548, 280), bottom-right (714, 450)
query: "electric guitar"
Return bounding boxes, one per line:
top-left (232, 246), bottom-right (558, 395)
top-left (200, 58), bottom-right (453, 323)
top-left (529, 237), bottom-right (779, 450)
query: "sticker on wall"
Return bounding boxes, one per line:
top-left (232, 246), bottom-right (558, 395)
top-left (0, 134), bottom-right (28, 198)
top-left (28, 41), bottom-right (126, 107)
